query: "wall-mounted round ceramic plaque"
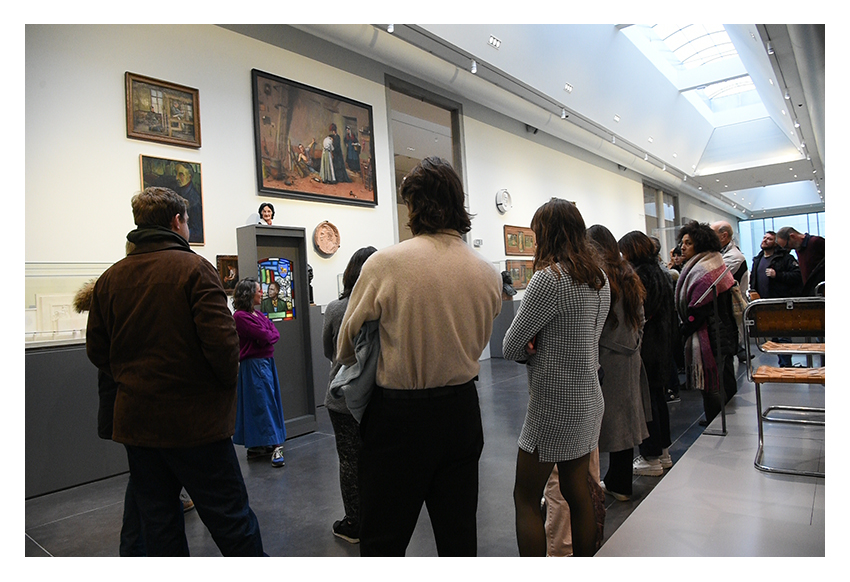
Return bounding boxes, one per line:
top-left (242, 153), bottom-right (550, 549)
top-left (313, 221), bottom-right (341, 256)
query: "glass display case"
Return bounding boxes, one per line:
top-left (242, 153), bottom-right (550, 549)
top-left (25, 262), bottom-right (113, 347)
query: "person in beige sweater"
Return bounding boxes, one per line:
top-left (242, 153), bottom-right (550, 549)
top-left (337, 157), bottom-right (501, 556)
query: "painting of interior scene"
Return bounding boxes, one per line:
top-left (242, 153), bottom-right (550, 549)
top-left (252, 69), bottom-right (377, 206)
top-left (258, 257), bottom-right (295, 320)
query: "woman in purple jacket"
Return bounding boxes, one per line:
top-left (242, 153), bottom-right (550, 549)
top-left (232, 278), bottom-right (287, 467)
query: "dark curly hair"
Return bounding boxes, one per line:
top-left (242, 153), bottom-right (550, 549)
top-left (233, 278), bottom-right (259, 312)
top-left (677, 220), bottom-right (721, 254)
top-left (588, 224), bottom-right (645, 331)
top-left (258, 202), bottom-right (275, 218)
top-left (399, 157), bottom-right (472, 236)
top-left (531, 198), bottom-right (605, 290)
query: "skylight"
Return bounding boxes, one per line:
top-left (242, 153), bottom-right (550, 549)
top-left (652, 24), bottom-right (738, 70)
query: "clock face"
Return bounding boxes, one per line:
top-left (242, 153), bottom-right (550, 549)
top-left (496, 189), bottom-right (512, 214)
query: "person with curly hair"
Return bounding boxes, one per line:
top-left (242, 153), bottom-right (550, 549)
top-left (502, 198), bottom-right (610, 557)
top-left (675, 221), bottom-right (738, 425)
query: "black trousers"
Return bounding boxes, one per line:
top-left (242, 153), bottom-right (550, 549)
top-left (124, 438), bottom-right (264, 556)
top-left (358, 381), bottom-right (484, 556)
top-left (328, 409), bottom-right (362, 525)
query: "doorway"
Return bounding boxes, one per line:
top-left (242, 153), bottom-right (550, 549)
top-left (388, 85), bottom-right (459, 243)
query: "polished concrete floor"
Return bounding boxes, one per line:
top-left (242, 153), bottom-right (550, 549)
top-left (25, 351), bottom-right (825, 558)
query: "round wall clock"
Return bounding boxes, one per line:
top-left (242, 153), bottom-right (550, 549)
top-left (496, 189), bottom-right (512, 214)
top-left (313, 221), bottom-right (341, 256)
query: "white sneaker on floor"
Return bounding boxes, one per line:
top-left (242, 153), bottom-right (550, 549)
top-left (660, 449), bottom-right (673, 470)
top-left (633, 455), bottom-right (663, 477)
top-left (600, 481), bottom-right (630, 502)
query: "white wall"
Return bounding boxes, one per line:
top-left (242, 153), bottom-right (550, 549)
top-left (462, 116), bottom-right (645, 273)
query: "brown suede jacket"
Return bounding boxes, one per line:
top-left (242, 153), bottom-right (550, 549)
top-left (86, 226), bottom-right (239, 448)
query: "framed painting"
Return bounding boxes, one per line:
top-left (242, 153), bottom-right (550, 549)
top-left (251, 69), bottom-right (377, 207)
top-left (506, 260), bottom-right (534, 290)
top-left (216, 255), bottom-right (239, 295)
top-left (125, 72), bottom-right (201, 148)
top-left (140, 155), bottom-right (204, 245)
top-left (504, 225), bottom-right (536, 256)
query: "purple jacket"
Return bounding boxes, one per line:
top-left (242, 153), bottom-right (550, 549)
top-left (234, 310), bottom-right (280, 361)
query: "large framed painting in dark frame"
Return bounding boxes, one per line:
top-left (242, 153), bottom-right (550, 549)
top-left (125, 72), bottom-right (201, 148)
top-left (251, 69), bottom-right (377, 207)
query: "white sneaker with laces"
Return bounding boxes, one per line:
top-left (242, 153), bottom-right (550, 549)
top-left (633, 455), bottom-right (663, 476)
top-left (660, 449), bottom-right (673, 469)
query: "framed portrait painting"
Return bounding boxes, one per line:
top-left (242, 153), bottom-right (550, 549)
top-left (125, 72), bottom-right (201, 148)
top-left (504, 225), bottom-right (536, 256)
top-left (251, 69), bottom-right (377, 207)
top-left (140, 155), bottom-right (204, 245)
top-left (216, 255), bottom-right (239, 295)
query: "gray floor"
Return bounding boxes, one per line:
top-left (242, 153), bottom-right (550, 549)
top-left (24, 351), bottom-right (824, 557)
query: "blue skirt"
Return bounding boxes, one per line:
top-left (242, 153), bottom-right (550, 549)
top-left (233, 357), bottom-right (287, 448)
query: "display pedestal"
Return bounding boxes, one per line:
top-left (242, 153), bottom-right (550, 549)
top-left (237, 224), bottom-right (317, 438)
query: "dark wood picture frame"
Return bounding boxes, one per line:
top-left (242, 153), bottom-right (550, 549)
top-left (504, 225), bottom-right (536, 256)
top-left (251, 69), bottom-right (377, 207)
top-left (140, 155), bottom-right (204, 245)
top-left (506, 260), bottom-right (534, 290)
top-left (125, 72), bottom-right (201, 148)
top-left (216, 255), bottom-right (239, 295)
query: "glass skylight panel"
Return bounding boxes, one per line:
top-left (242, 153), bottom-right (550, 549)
top-left (652, 24), bottom-right (737, 69)
top-left (702, 76), bottom-right (755, 99)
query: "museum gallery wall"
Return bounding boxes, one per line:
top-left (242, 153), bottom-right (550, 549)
top-left (26, 24), bottom-right (670, 315)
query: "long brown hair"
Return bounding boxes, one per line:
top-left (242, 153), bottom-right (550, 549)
top-left (531, 198), bottom-right (605, 290)
top-left (587, 224), bottom-right (645, 330)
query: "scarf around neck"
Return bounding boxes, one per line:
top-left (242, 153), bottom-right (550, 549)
top-left (675, 251), bottom-right (734, 392)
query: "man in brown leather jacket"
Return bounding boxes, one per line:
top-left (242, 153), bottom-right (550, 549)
top-left (86, 187), bottom-right (264, 556)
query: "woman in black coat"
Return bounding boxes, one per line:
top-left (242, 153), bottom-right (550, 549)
top-left (618, 231), bottom-right (674, 477)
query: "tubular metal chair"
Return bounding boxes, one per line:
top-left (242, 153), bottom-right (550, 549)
top-left (743, 297), bottom-right (825, 477)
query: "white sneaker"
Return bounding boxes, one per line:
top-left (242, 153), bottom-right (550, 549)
top-left (600, 480), bottom-right (630, 502)
top-left (633, 455), bottom-right (663, 476)
top-left (660, 449), bottom-right (673, 470)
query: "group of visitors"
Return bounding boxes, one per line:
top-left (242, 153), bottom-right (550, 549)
top-left (81, 154), bottom-right (823, 557)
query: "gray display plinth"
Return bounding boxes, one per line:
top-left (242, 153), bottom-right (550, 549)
top-left (237, 224), bottom-right (317, 438)
top-left (26, 344), bottom-right (128, 498)
top-left (490, 299), bottom-right (520, 358)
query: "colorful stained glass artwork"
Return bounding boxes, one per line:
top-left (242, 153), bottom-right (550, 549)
top-left (257, 257), bottom-right (295, 320)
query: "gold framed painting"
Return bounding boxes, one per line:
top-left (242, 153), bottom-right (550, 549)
top-left (504, 225), bottom-right (536, 256)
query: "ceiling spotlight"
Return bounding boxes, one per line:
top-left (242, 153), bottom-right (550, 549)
top-left (794, 121), bottom-right (801, 128)
top-left (644, 153), bottom-right (648, 161)
top-left (767, 41), bottom-right (774, 55)
top-left (612, 135), bottom-right (616, 144)
top-left (564, 83), bottom-right (573, 93)
top-left (387, 24), bottom-right (394, 33)
top-left (784, 91), bottom-right (791, 100)
top-left (488, 35), bottom-right (501, 49)
top-left (561, 108), bottom-right (567, 119)
top-left (471, 60), bottom-right (478, 74)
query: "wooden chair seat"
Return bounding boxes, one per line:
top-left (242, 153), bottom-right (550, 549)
top-left (753, 365), bottom-right (825, 384)
top-left (760, 341), bottom-right (825, 354)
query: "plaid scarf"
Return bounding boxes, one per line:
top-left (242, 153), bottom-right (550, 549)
top-left (675, 251), bottom-right (734, 392)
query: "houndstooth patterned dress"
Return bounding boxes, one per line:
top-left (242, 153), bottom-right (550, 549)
top-left (503, 266), bottom-right (611, 463)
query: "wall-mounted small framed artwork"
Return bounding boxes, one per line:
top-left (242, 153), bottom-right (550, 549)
top-left (506, 260), bottom-right (534, 290)
top-left (125, 72), bottom-right (201, 148)
top-left (504, 225), bottom-right (536, 256)
top-left (216, 255), bottom-right (239, 295)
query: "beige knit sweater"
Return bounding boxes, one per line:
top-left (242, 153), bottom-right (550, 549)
top-left (337, 231), bottom-right (502, 390)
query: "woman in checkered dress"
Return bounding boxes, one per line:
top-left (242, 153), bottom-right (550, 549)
top-left (503, 198), bottom-right (610, 557)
